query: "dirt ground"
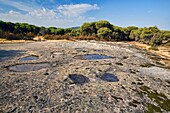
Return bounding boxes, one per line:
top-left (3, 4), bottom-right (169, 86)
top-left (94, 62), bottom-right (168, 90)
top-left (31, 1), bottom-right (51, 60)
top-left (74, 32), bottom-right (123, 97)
top-left (0, 40), bottom-right (170, 113)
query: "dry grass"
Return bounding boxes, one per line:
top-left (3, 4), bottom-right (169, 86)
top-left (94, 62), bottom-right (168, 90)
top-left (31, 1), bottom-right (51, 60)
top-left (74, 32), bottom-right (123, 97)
top-left (44, 35), bottom-right (70, 40)
top-left (44, 35), bottom-right (98, 41)
top-left (0, 38), bottom-right (34, 44)
top-left (72, 35), bottom-right (97, 40)
top-left (129, 41), bottom-right (170, 58)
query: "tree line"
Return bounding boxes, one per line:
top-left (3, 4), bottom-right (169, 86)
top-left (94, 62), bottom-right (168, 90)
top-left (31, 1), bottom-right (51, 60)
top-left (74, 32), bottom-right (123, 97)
top-left (0, 20), bottom-right (170, 46)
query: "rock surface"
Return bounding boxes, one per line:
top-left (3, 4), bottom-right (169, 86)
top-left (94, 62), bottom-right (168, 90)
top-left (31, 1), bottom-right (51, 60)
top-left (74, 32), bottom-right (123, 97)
top-left (0, 40), bottom-right (170, 113)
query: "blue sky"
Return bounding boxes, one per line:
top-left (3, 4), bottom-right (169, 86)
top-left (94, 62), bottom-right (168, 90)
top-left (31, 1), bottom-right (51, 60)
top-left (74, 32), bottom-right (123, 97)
top-left (0, 0), bottom-right (169, 30)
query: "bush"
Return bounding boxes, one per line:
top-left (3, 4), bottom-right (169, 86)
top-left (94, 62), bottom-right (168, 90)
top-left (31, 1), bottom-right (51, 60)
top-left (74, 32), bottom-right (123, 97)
top-left (44, 35), bottom-right (71, 40)
top-left (149, 33), bottom-right (162, 46)
top-left (97, 27), bottom-right (112, 40)
top-left (164, 40), bottom-right (170, 46)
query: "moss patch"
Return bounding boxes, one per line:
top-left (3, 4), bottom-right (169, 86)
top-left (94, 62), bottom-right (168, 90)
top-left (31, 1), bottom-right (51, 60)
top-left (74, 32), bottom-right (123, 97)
top-left (145, 103), bottom-right (162, 113)
top-left (140, 86), bottom-right (170, 112)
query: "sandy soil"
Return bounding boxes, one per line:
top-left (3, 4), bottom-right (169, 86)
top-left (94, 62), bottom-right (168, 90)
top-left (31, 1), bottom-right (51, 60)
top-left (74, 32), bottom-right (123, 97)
top-left (0, 39), bottom-right (34, 44)
top-left (0, 39), bottom-right (73, 44)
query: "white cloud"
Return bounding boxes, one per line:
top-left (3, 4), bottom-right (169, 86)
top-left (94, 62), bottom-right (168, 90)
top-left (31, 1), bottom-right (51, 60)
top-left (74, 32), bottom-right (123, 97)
top-left (28, 8), bottom-right (56, 19)
top-left (9, 10), bottom-right (20, 15)
top-left (88, 17), bottom-right (96, 20)
top-left (0, 3), bottom-right (99, 27)
top-left (0, 0), bottom-right (35, 12)
top-left (57, 4), bottom-right (99, 17)
top-left (0, 9), bottom-right (84, 27)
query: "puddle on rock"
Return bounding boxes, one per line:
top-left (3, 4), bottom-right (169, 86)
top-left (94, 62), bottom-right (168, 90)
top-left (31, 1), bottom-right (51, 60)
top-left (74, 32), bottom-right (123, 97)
top-left (0, 50), bottom-right (23, 61)
top-left (84, 54), bottom-right (113, 60)
top-left (75, 54), bottom-right (113, 60)
top-left (68, 74), bottom-right (90, 85)
top-left (19, 55), bottom-right (38, 61)
top-left (98, 73), bottom-right (119, 82)
top-left (8, 63), bottom-right (51, 72)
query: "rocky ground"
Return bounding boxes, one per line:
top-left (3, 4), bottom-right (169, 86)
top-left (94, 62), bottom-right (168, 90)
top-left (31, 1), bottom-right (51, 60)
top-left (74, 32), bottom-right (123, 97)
top-left (0, 40), bottom-right (170, 113)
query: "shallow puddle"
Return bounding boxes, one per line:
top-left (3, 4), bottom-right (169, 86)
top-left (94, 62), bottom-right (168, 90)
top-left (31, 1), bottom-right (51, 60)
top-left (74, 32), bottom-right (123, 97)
top-left (0, 50), bottom-right (23, 61)
top-left (19, 55), bottom-right (38, 61)
top-left (68, 74), bottom-right (90, 85)
top-left (99, 73), bottom-right (119, 82)
top-left (8, 63), bottom-right (51, 72)
top-left (83, 54), bottom-right (113, 60)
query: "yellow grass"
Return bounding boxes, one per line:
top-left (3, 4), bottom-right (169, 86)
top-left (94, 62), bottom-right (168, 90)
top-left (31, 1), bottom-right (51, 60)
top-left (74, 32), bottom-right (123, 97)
top-left (129, 41), bottom-right (170, 67)
top-left (129, 42), bottom-right (170, 58)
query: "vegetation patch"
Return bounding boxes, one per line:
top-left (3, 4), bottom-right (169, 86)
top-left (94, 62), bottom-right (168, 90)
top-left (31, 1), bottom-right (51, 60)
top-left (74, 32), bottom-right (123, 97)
top-left (148, 47), bottom-right (159, 51)
top-left (155, 61), bottom-right (164, 66)
top-left (145, 103), bottom-right (162, 113)
top-left (139, 86), bottom-right (170, 112)
top-left (1, 20), bottom-right (169, 47)
top-left (140, 63), bottom-right (155, 67)
top-left (165, 41), bottom-right (170, 46)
